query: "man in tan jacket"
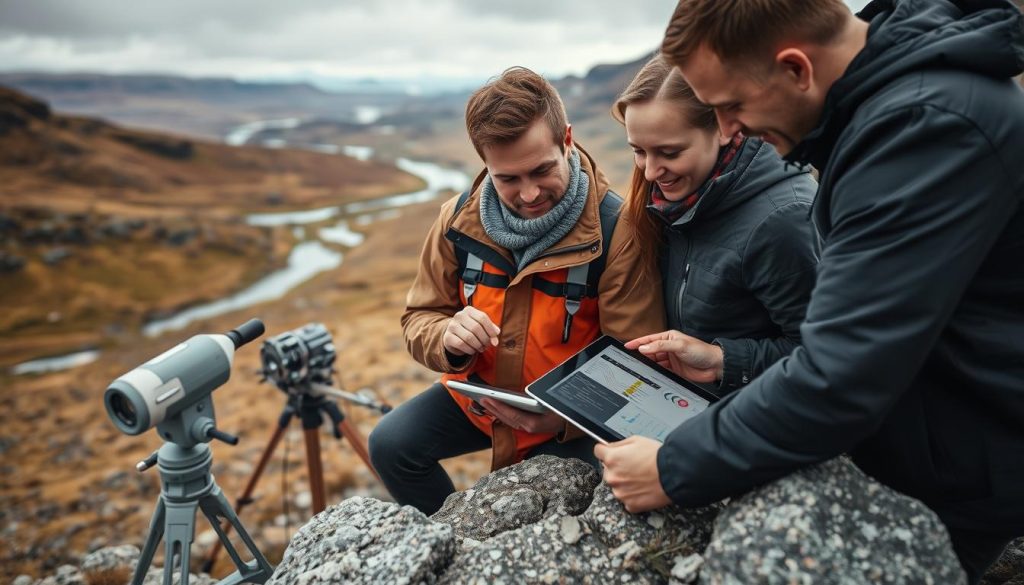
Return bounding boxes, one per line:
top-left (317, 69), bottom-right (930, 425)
top-left (369, 66), bottom-right (665, 514)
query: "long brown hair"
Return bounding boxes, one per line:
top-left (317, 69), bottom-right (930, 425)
top-left (611, 54), bottom-right (717, 279)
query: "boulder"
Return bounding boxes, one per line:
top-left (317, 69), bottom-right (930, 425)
top-left (81, 544), bottom-right (139, 572)
top-left (42, 247), bottom-right (71, 265)
top-left (981, 537), bottom-right (1024, 585)
top-left (267, 496), bottom-right (456, 585)
top-left (34, 565), bottom-right (83, 585)
top-left (0, 251), bottom-right (26, 272)
top-left (430, 455), bottom-right (600, 540)
top-left (439, 480), bottom-right (720, 585)
top-left (702, 457), bottom-right (966, 584)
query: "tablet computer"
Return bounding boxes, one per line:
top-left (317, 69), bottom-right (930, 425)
top-left (447, 380), bottom-right (550, 414)
top-left (526, 335), bottom-right (720, 444)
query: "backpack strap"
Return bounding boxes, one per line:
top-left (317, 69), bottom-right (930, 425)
top-left (561, 190), bottom-right (621, 342)
top-left (561, 263), bottom-right (589, 342)
top-left (451, 189), bottom-right (623, 338)
top-left (591, 189), bottom-right (622, 290)
top-left (452, 189), bottom-right (472, 283)
top-left (463, 253), bottom-right (484, 306)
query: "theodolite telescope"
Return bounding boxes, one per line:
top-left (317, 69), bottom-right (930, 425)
top-left (103, 318), bottom-right (274, 585)
top-left (105, 319), bottom-right (265, 448)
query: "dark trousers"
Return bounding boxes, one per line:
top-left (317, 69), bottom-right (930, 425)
top-left (368, 382), bottom-right (599, 515)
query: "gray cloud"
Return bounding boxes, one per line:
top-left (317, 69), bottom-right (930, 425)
top-left (0, 0), bottom-right (340, 38)
top-left (458, 0), bottom-right (679, 27)
top-left (0, 0), bottom-right (877, 82)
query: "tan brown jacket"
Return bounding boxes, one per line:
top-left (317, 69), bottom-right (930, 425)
top-left (401, 145), bottom-right (665, 469)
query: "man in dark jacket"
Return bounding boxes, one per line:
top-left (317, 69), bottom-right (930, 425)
top-left (596, 0), bottom-right (1024, 580)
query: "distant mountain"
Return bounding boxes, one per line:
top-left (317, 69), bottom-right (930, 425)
top-left (557, 51), bottom-right (654, 120)
top-left (0, 72), bottom-right (334, 100)
top-left (0, 85), bottom-right (423, 210)
top-left (0, 72), bottom-right (417, 140)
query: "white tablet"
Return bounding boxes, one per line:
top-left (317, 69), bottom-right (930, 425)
top-left (447, 380), bottom-right (550, 414)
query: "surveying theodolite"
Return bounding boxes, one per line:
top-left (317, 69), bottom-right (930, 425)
top-left (103, 318), bottom-right (274, 585)
top-left (201, 322), bottom-right (391, 573)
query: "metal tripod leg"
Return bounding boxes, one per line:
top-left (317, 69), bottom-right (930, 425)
top-left (198, 484), bottom-right (273, 585)
top-left (133, 490), bottom-right (270, 585)
top-left (130, 497), bottom-right (166, 585)
top-left (162, 496), bottom-right (198, 585)
top-left (202, 408), bottom-right (293, 574)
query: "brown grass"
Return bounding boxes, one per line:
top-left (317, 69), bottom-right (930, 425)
top-left (84, 566), bottom-right (133, 585)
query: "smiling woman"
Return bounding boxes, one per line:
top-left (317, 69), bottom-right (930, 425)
top-left (612, 54), bottom-right (820, 394)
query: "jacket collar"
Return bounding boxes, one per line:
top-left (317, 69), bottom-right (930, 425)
top-left (786, 0), bottom-right (1024, 169)
top-left (447, 143), bottom-right (610, 280)
top-left (668, 138), bottom-right (803, 228)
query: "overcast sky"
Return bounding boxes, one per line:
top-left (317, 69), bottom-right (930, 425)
top-left (0, 0), bottom-right (874, 88)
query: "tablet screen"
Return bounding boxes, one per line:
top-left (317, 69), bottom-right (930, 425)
top-left (528, 336), bottom-right (717, 443)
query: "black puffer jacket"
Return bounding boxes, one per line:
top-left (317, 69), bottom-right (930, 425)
top-left (658, 0), bottom-right (1024, 535)
top-left (659, 137), bottom-right (818, 392)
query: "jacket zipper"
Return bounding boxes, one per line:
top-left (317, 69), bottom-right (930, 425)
top-left (676, 262), bottom-right (690, 326)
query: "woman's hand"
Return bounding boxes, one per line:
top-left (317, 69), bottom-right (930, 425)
top-left (625, 330), bottom-right (723, 383)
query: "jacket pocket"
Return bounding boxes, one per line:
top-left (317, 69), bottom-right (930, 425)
top-left (676, 267), bottom-right (749, 335)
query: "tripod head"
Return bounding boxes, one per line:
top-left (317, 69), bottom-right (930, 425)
top-left (259, 322), bottom-right (391, 414)
top-left (104, 318), bottom-right (265, 449)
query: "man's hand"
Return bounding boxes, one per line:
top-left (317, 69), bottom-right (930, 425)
top-left (625, 330), bottom-right (723, 383)
top-left (595, 436), bottom-right (672, 513)
top-left (479, 398), bottom-right (566, 435)
top-left (443, 306), bottom-right (501, 356)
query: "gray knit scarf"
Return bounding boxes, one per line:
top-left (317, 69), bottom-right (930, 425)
top-left (479, 148), bottom-right (589, 270)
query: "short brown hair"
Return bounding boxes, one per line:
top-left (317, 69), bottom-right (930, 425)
top-left (612, 54), bottom-right (719, 281)
top-left (465, 66), bottom-right (568, 159)
top-left (662, 0), bottom-right (850, 67)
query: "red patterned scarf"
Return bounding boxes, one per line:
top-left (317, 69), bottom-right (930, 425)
top-left (650, 133), bottom-right (745, 223)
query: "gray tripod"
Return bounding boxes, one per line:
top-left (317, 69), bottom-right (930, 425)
top-left (131, 441), bottom-right (274, 585)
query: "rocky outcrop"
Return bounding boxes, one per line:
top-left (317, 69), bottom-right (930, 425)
top-left (266, 455), bottom-right (972, 584)
top-left (266, 497), bottom-right (456, 585)
top-left (17, 545), bottom-right (216, 585)
top-left (109, 130), bottom-right (194, 160)
top-left (23, 456), bottom-right (1019, 584)
top-left (702, 457), bottom-right (965, 584)
top-left (0, 86), bottom-right (50, 135)
top-left (982, 538), bottom-right (1024, 585)
top-left (430, 455), bottom-right (600, 540)
top-left (439, 479), bottom-right (720, 585)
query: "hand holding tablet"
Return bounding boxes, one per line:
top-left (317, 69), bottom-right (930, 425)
top-left (447, 379), bottom-right (550, 414)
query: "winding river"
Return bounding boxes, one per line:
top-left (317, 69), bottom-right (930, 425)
top-left (12, 123), bottom-right (470, 373)
top-left (143, 148), bottom-right (469, 337)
